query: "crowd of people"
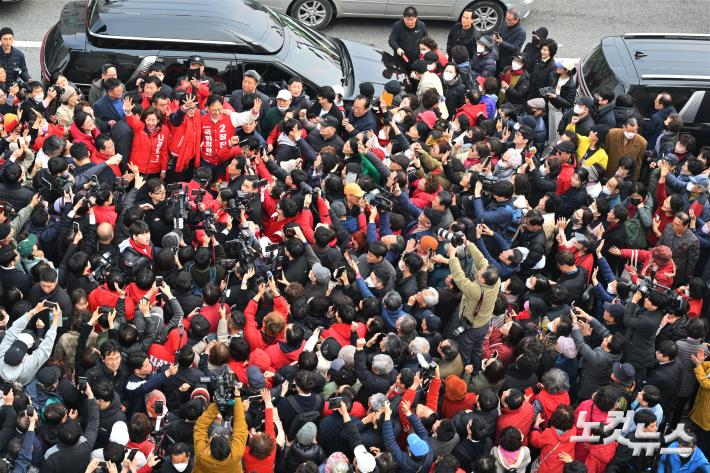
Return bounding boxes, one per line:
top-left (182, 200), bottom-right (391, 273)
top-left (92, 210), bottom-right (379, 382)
top-left (0, 3), bottom-right (709, 473)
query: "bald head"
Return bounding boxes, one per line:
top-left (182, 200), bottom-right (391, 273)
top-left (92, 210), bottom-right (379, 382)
top-left (97, 222), bottom-right (114, 243)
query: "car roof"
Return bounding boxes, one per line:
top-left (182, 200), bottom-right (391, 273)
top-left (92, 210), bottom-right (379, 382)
top-left (615, 33), bottom-right (710, 86)
top-left (86, 0), bottom-right (285, 54)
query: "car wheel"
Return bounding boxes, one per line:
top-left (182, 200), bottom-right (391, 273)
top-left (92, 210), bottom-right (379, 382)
top-left (468, 0), bottom-right (504, 35)
top-left (290, 0), bottom-right (334, 30)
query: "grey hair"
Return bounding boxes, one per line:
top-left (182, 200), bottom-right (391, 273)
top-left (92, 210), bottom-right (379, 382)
top-left (383, 291), bottom-right (403, 310)
top-left (397, 314), bottom-right (417, 335)
top-left (422, 288), bottom-right (439, 307)
top-left (369, 392), bottom-right (388, 411)
top-left (507, 8), bottom-right (520, 19)
top-left (372, 354), bottom-right (394, 375)
top-left (409, 337), bottom-right (430, 356)
top-left (541, 368), bottom-right (570, 394)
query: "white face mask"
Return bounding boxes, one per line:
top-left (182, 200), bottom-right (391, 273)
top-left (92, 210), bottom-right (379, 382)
top-left (277, 105), bottom-right (288, 113)
top-left (602, 186), bottom-right (612, 196)
top-left (443, 72), bottom-right (455, 82)
top-left (173, 463), bottom-right (189, 472)
top-left (476, 45), bottom-right (486, 53)
top-left (623, 131), bottom-right (635, 140)
top-left (573, 105), bottom-right (583, 114)
top-left (679, 450), bottom-right (693, 458)
top-left (511, 62), bottom-right (523, 71)
top-left (606, 283), bottom-right (616, 294)
top-left (525, 278), bottom-right (534, 290)
top-left (686, 181), bottom-right (699, 193)
top-left (34, 93), bottom-right (45, 103)
top-left (366, 276), bottom-right (376, 288)
top-left (450, 122), bottom-right (460, 133)
top-left (539, 167), bottom-right (549, 177)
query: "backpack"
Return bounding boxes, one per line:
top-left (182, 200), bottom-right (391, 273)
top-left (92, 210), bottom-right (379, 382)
top-left (624, 217), bottom-right (647, 249)
top-left (285, 394), bottom-right (323, 441)
top-left (504, 204), bottom-right (523, 240)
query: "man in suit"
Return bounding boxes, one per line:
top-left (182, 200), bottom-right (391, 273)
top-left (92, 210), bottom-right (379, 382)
top-left (92, 78), bottom-right (125, 126)
top-left (0, 244), bottom-right (31, 297)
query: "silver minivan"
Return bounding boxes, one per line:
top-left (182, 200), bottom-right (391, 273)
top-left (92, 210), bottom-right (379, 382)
top-left (259, 0), bottom-right (533, 33)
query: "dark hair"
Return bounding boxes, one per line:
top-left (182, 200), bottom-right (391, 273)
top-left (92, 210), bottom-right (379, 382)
top-left (550, 404), bottom-right (575, 431)
top-left (58, 420), bottom-right (82, 446)
top-left (657, 339), bottom-right (678, 360)
top-left (504, 389), bottom-right (524, 409)
top-left (499, 426), bottom-right (523, 452)
top-left (403, 6), bottom-right (418, 17)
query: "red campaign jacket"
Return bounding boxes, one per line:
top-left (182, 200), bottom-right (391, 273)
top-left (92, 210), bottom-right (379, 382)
top-left (200, 113), bottom-right (235, 165)
top-left (69, 122), bottom-right (101, 155)
top-left (321, 322), bottom-right (366, 347)
top-left (265, 340), bottom-right (305, 370)
top-left (126, 114), bottom-right (170, 174)
top-left (455, 102), bottom-right (488, 124)
top-left (556, 162), bottom-right (575, 195)
top-left (619, 248), bottom-right (676, 288)
top-left (92, 205), bottom-right (118, 227)
top-left (441, 392), bottom-right (478, 419)
top-left (175, 80), bottom-right (210, 109)
top-left (90, 150), bottom-right (122, 177)
top-left (534, 389), bottom-right (570, 420)
top-left (148, 318), bottom-right (191, 368)
top-left (169, 108), bottom-right (202, 172)
top-left (199, 302), bottom-right (230, 333)
top-left (88, 284), bottom-right (136, 320)
top-left (496, 400), bottom-right (535, 446)
top-left (243, 296), bottom-right (290, 351)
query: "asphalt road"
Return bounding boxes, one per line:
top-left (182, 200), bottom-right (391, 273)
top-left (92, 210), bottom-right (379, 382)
top-left (1, 0), bottom-right (708, 80)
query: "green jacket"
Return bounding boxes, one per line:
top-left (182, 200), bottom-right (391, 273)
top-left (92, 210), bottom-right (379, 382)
top-left (449, 242), bottom-right (500, 328)
top-left (260, 107), bottom-right (286, 139)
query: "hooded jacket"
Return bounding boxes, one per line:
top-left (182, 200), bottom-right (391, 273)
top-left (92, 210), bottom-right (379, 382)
top-left (0, 314), bottom-right (58, 386)
top-left (193, 401), bottom-right (247, 473)
top-left (657, 442), bottom-right (710, 473)
top-left (95, 392), bottom-right (127, 449)
top-left (529, 426), bottom-right (575, 473)
top-left (126, 114), bottom-right (170, 174)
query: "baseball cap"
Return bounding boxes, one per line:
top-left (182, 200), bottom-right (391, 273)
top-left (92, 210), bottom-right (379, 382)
top-left (276, 89), bottom-right (292, 101)
top-left (17, 234), bottom-right (37, 259)
top-left (37, 366), bottom-right (61, 387)
top-left (417, 110), bottom-right (437, 129)
top-left (407, 433), bottom-right (430, 456)
top-left (354, 445), bottom-right (377, 473)
top-left (575, 96), bottom-right (595, 109)
top-left (612, 362), bottom-right (635, 386)
top-left (557, 141), bottom-right (576, 154)
top-left (4, 332), bottom-right (34, 367)
top-left (321, 115), bottom-right (339, 128)
top-left (344, 183), bottom-right (365, 197)
top-left (188, 55), bottom-right (204, 66)
top-left (527, 98), bottom-right (546, 110)
top-left (602, 302), bottom-right (625, 322)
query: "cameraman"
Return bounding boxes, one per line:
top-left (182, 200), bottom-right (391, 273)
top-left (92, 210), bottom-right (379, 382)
top-left (432, 237), bottom-right (500, 368)
top-left (193, 385), bottom-right (247, 472)
top-left (623, 289), bottom-right (667, 383)
top-left (472, 179), bottom-right (516, 244)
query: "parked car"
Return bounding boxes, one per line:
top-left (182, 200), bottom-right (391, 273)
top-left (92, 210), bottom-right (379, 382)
top-left (41, 0), bottom-right (407, 101)
top-left (260, 0), bottom-right (534, 33)
top-left (577, 33), bottom-right (710, 146)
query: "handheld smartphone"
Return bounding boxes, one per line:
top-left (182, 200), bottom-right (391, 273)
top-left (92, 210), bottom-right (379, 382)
top-left (127, 449), bottom-right (138, 462)
top-left (155, 275), bottom-right (163, 286)
top-left (73, 222), bottom-right (80, 233)
top-left (266, 271), bottom-right (274, 281)
top-left (154, 400), bottom-right (164, 414)
top-left (78, 376), bottom-right (87, 391)
top-left (97, 462), bottom-right (107, 468)
top-left (26, 405), bottom-right (34, 417)
top-left (187, 69), bottom-right (199, 81)
top-left (42, 300), bottom-right (58, 309)
top-left (327, 396), bottom-right (343, 409)
top-left (98, 306), bottom-right (113, 314)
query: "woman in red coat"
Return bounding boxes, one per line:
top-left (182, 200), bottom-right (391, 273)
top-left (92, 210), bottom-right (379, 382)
top-left (529, 405), bottom-right (576, 473)
top-left (123, 97), bottom-right (170, 178)
top-left (69, 110), bottom-right (101, 155)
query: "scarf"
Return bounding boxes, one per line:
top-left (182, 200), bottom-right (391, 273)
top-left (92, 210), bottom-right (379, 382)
top-left (129, 238), bottom-right (153, 259)
top-left (498, 446), bottom-right (524, 467)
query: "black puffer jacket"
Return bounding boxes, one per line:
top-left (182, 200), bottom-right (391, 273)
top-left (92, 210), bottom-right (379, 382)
top-left (283, 442), bottom-right (326, 472)
top-left (623, 302), bottom-right (663, 371)
top-left (527, 57), bottom-right (556, 100)
top-left (96, 392), bottom-right (127, 449)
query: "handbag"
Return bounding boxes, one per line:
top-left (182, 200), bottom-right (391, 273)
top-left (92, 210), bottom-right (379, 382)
top-left (529, 440), bottom-right (562, 473)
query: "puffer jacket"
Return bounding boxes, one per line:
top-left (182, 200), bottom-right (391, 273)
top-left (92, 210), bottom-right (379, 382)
top-left (471, 49), bottom-right (498, 78)
top-left (126, 114), bottom-right (170, 174)
top-left (283, 442), bottom-right (326, 472)
top-left (529, 426), bottom-right (575, 473)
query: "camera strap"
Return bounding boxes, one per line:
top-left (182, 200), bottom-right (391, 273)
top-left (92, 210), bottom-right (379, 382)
top-left (463, 291), bottom-right (485, 325)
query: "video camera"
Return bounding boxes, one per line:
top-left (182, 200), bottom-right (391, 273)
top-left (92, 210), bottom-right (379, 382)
top-left (199, 371), bottom-right (239, 415)
top-left (88, 252), bottom-right (113, 284)
top-left (167, 183), bottom-right (189, 229)
top-left (364, 185), bottom-right (395, 212)
top-left (469, 171), bottom-right (499, 197)
top-left (634, 276), bottom-right (687, 314)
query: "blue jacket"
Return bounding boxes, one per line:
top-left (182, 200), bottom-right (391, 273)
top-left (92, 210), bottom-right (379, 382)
top-left (93, 94), bottom-right (125, 123)
top-left (658, 442), bottom-right (710, 473)
top-left (645, 106), bottom-right (677, 150)
top-left (356, 275), bottom-right (406, 330)
top-left (473, 197), bottom-right (513, 235)
top-left (474, 233), bottom-right (519, 280)
top-left (383, 414), bottom-right (434, 473)
top-left (125, 369), bottom-right (168, 416)
top-left (346, 109), bottom-right (377, 139)
top-left (497, 22), bottom-right (526, 66)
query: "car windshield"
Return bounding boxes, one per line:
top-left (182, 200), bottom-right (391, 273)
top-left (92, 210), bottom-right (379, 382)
top-left (268, 8), bottom-right (346, 87)
top-left (582, 45), bottom-right (620, 95)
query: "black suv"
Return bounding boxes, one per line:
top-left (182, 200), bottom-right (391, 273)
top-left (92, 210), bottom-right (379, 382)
top-left (578, 33), bottom-right (710, 146)
top-left (40, 0), bottom-right (404, 100)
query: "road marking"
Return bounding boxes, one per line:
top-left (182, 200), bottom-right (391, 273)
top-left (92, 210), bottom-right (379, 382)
top-left (15, 41), bottom-right (42, 48)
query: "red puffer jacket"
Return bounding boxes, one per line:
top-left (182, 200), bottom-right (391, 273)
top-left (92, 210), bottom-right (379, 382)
top-left (126, 114), bottom-right (170, 174)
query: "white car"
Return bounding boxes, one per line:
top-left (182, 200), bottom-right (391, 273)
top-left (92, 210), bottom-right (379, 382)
top-left (259, 0), bottom-right (534, 33)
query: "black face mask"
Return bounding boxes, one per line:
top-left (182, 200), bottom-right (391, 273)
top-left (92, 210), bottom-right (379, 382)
top-left (630, 197), bottom-right (642, 206)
